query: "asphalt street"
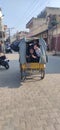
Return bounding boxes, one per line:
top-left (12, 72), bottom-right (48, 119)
top-left (0, 54), bottom-right (60, 88)
top-left (0, 54), bottom-right (60, 130)
top-left (46, 55), bottom-right (60, 74)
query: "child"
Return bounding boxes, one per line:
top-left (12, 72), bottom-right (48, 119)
top-left (34, 43), bottom-right (41, 57)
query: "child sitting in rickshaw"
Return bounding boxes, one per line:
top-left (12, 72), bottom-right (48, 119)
top-left (34, 42), bottom-right (41, 57)
top-left (26, 43), bottom-right (40, 63)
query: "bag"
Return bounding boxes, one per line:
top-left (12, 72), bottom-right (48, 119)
top-left (10, 40), bottom-right (20, 52)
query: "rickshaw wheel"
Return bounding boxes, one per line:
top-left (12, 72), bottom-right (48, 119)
top-left (41, 69), bottom-right (45, 79)
top-left (20, 65), bottom-right (23, 80)
top-left (20, 65), bottom-right (26, 80)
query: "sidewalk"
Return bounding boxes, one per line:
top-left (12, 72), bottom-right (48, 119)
top-left (6, 53), bottom-right (19, 60)
top-left (47, 51), bottom-right (60, 56)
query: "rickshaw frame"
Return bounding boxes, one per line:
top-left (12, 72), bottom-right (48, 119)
top-left (19, 37), bottom-right (47, 80)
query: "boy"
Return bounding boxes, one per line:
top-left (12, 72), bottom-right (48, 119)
top-left (34, 43), bottom-right (41, 58)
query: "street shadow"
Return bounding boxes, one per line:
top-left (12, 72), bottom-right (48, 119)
top-left (23, 78), bottom-right (42, 83)
top-left (21, 76), bottom-right (42, 83)
top-left (0, 61), bottom-right (22, 88)
top-left (0, 67), bottom-right (6, 71)
top-left (0, 55), bottom-right (60, 88)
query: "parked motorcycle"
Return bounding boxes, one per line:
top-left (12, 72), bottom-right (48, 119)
top-left (0, 55), bottom-right (9, 69)
top-left (5, 46), bottom-right (12, 53)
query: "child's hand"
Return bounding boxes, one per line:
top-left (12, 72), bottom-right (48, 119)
top-left (32, 55), bottom-right (36, 58)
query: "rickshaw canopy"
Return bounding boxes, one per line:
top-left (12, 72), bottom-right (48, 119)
top-left (18, 37), bottom-right (48, 64)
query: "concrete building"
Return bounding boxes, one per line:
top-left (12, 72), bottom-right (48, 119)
top-left (48, 14), bottom-right (60, 51)
top-left (16, 31), bottom-right (29, 40)
top-left (26, 17), bottom-right (48, 38)
top-left (10, 31), bottom-right (29, 43)
top-left (48, 22), bottom-right (60, 51)
top-left (26, 7), bottom-right (60, 51)
top-left (38, 7), bottom-right (60, 18)
top-left (0, 8), bottom-right (5, 41)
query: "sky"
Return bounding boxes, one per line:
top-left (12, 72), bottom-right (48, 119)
top-left (0, 0), bottom-right (60, 34)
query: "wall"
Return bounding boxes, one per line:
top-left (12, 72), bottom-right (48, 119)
top-left (48, 24), bottom-right (60, 51)
top-left (29, 18), bottom-right (48, 36)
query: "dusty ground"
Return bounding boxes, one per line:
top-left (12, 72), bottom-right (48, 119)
top-left (0, 54), bottom-right (60, 130)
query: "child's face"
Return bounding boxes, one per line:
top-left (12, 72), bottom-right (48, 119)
top-left (34, 45), bottom-right (37, 50)
top-left (30, 49), bottom-right (34, 54)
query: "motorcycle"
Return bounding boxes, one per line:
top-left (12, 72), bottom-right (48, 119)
top-left (0, 55), bottom-right (9, 69)
top-left (5, 46), bottom-right (12, 53)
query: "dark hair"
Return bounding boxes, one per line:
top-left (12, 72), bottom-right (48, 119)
top-left (0, 40), bottom-right (3, 43)
top-left (34, 43), bottom-right (38, 46)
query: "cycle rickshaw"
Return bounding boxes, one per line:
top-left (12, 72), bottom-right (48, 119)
top-left (19, 37), bottom-right (48, 80)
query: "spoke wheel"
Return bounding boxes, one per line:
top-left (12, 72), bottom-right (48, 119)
top-left (41, 69), bottom-right (45, 79)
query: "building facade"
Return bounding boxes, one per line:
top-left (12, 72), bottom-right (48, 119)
top-left (16, 31), bottom-right (29, 40)
top-left (26, 17), bottom-right (48, 38)
top-left (26, 7), bottom-right (60, 51)
top-left (0, 8), bottom-right (5, 42)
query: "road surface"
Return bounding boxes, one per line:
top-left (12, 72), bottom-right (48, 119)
top-left (0, 53), bottom-right (60, 130)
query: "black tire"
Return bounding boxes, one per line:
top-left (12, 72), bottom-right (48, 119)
top-left (20, 69), bottom-right (23, 80)
top-left (5, 63), bottom-right (9, 69)
top-left (10, 50), bottom-right (12, 53)
top-left (41, 69), bottom-right (45, 79)
top-left (20, 65), bottom-right (26, 80)
top-left (20, 64), bottom-right (23, 79)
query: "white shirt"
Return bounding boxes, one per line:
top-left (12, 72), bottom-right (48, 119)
top-left (35, 48), bottom-right (41, 57)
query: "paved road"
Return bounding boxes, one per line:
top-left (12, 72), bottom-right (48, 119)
top-left (46, 55), bottom-right (60, 74)
top-left (0, 54), bottom-right (20, 88)
top-left (0, 54), bottom-right (60, 130)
